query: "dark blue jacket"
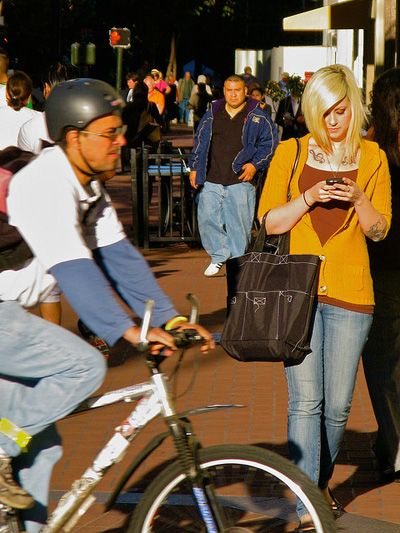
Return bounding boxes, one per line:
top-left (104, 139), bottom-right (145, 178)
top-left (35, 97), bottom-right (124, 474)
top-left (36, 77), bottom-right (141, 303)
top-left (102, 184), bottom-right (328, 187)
top-left (189, 97), bottom-right (278, 185)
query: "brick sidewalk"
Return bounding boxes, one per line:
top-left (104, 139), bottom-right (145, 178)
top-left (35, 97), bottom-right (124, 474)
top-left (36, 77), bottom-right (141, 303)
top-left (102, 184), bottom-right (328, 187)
top-left (45, 125), bottom-right (399, 531)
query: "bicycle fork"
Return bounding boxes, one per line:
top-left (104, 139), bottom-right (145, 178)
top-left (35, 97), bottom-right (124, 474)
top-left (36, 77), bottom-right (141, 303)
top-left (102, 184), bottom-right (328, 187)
top-left (153, 372), bottom-right (226, 533)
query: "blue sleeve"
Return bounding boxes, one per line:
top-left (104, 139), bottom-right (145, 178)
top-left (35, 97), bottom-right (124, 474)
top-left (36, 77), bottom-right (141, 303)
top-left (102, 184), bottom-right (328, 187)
top-left (251, 112), bottom-right (279, 173)
top-left (50, 259), bottom-right (135, 346)
top-left (92, 238), bottom-right (178, 327)
top-left (189, 110), bottom-right (211, 172)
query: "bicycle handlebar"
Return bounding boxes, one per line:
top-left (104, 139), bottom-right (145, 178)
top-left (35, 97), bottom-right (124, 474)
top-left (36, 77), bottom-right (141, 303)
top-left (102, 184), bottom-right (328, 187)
top-left (136, 294), bottom-right (203, 355)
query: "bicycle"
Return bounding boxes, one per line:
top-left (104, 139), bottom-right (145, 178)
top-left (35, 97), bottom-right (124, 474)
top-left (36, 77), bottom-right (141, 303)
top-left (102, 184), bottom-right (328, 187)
top-left (1, 295), bottom-right (337, 533)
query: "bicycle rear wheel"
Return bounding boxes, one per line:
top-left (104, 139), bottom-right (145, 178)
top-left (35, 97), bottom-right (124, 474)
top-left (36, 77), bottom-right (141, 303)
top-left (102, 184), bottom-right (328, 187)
top-left (128, 444), bottom-right (337, 532)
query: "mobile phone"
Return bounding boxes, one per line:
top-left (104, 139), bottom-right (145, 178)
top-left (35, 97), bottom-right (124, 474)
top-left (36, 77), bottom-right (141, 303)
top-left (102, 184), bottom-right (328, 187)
top-left (326, 178), bottom-right (344, 185)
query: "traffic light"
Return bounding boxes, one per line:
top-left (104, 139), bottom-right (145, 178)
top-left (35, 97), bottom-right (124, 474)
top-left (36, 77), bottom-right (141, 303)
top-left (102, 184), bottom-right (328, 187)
top-left (109, 28), bottom-right (131, 49)
top-left (71, 43), bottom-right (96, 66)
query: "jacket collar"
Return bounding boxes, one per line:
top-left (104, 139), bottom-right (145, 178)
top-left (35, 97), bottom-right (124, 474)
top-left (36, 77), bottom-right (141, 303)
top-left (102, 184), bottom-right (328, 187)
top-left (211, 97), bottom-right (258, 117)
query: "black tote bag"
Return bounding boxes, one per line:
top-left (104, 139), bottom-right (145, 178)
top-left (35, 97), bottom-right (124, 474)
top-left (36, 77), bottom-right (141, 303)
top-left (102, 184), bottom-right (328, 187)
top-left (220, 140), bottom-right (320, 363)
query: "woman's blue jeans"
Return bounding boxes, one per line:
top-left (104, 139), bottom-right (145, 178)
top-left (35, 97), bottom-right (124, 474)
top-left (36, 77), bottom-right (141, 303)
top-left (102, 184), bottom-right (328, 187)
top-left (0, 301), bottom-right (107, 532)
top-left (284, 302), bottom-right (372, 518)
top-left (197, 181), bottom-right (256, 264)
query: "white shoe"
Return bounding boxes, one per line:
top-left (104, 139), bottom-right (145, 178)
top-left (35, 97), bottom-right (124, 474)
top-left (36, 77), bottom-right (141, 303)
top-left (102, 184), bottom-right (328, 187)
top-left (204, 262), bottom-right (224, 277)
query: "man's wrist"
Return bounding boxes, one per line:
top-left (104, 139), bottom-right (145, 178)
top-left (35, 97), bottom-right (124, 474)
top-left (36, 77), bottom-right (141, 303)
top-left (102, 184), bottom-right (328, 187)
top-left (123, 326), bottom-right (141, 345)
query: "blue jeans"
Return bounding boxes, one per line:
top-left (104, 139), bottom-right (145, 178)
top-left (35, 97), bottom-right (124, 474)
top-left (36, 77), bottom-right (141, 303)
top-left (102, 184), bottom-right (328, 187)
top-left (0, 301), bottom-right (107, 532)
top-left (197, 181), bottom-right (255, 264)
top-left (179, 98), bottom-right (190, 122)
top-left (284, 302), bottom-right (372, 518)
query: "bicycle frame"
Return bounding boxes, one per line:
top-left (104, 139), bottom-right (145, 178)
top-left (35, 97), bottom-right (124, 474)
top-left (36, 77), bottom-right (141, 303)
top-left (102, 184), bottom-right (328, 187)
top-left (36, 298), bottom-right (242, 533)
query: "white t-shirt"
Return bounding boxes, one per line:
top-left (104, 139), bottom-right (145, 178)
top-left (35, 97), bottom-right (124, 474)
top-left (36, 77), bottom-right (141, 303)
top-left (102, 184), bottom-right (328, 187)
top-left (0, 258), bottom-right (57, 308)
top-left (0, 106), bottom-right (41, 150)
top-left (3, 146), bottom-right (125, 306)
top-left (18, 112), bottom-right (51, 154)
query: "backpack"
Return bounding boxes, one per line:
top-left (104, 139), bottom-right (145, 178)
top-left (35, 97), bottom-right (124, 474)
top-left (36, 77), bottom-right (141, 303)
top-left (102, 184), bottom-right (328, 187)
top-left (0, 146), bottom-right (36, 273)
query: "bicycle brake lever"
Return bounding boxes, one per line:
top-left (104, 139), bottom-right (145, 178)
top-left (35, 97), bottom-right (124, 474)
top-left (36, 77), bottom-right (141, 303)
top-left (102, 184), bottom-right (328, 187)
top-left (186, 293), bottom-right (199, 324)
top-left (136, 299), bottom-right (154, 352)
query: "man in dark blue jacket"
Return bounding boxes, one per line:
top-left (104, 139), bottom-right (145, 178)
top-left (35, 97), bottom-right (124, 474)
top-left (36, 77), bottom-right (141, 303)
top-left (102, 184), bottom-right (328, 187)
top-left (189, 74), bottom-right (278, 276)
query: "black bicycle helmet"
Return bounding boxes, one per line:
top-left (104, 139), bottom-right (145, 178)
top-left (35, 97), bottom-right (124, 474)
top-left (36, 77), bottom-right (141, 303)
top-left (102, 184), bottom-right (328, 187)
top-left (45, 78), bottom-right (125, 142)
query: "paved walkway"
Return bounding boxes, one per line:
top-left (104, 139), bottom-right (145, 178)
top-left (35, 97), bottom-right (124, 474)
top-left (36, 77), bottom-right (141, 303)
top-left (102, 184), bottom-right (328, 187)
top-left (45, 125), bottom-right (399, 532)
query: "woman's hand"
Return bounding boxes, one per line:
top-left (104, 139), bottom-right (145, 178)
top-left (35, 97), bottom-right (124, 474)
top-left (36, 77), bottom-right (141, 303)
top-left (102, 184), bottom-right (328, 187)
top-left (325, 177), bottom-right (363, 204)
top-left (305, 180), bottom-right (337, 205)
top-left (305, 178), bottom-right (363, 206)
top-left (323, 177), bottom-right (387, 241)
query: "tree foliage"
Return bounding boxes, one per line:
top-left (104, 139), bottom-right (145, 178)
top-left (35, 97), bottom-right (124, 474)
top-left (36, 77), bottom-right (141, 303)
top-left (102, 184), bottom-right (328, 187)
top-left (0, 0), bottom-right (321, 86)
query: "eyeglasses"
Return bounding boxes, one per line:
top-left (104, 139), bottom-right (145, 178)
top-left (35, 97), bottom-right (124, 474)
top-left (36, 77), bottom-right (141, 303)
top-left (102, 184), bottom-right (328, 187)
top-left (79, 127), bottom-right (124, 141)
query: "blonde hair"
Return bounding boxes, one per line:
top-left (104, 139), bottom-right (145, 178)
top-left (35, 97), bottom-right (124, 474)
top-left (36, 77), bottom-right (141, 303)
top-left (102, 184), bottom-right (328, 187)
top-left (302, 64), bottom-right (365, 161)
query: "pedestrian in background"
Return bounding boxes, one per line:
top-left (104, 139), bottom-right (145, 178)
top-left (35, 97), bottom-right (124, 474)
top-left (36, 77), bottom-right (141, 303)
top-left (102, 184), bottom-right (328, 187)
top-left (178, 71), bottom-right (194, 124)
top-left (248, 85), bottom-right (272, 117)
top-left (187, 81), bottom-right (212, 134)
top-left (0, 70), bottom-right (40, 150)
top-left (189, 74), bottom-right (278, 277)
top-left (258, 64), bottom-right (391, 531)
top-left (144, 74), bottom-right (165, 117)
top-left (126, 72), bottom-right (139, 102)
top-left (241, 66), bottom-right (259, 86)
top-left (362, 66), bottom-right (400, 482)
top-left (151, 69), bottom-right (171, 96)
top-left (275, 79), bottom-right (308, 140)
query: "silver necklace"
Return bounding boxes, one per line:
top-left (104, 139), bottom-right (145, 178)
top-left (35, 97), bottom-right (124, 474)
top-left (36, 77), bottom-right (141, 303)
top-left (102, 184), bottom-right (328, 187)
top-left (326, 150), bottom-right (346, 179)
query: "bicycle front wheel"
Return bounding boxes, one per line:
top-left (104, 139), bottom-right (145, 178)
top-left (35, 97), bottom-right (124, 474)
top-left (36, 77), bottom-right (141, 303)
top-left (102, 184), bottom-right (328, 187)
top-left (128, 444), bottom-right (337, 532)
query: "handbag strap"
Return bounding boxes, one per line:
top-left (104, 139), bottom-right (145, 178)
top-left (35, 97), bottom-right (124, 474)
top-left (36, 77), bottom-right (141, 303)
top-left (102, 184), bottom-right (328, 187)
top-left (286, 137), bottom-right (301, 201)
top-left (254, 138), bottom-right (301, 252)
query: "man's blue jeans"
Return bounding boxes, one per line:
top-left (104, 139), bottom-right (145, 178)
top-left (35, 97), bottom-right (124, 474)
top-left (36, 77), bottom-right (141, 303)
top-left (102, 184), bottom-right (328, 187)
top-left (197, 181), bottom-right (255, 264)
top-left (0, 301), bottom-right (107, 532)
top-left (284, 302), bottom-right (372, 518)
top-left (179, 98), bottom-right (190, 122)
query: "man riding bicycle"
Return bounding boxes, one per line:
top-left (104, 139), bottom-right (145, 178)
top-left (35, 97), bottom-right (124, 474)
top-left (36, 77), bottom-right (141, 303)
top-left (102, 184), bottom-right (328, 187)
top-left (0, 78), bottom-right (214, 533)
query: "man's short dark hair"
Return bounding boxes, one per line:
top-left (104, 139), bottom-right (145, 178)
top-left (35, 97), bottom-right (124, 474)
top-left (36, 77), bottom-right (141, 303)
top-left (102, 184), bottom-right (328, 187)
top-left (42, 61), bottom-right (78, 90)
top-left (126, 72), bottom-right (140, 82)
top-left (225, 74), bottom-right (245, 85)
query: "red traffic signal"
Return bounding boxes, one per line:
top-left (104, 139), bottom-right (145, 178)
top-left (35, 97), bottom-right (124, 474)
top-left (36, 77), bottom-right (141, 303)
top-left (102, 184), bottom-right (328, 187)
top-left (109, 28), bottom-right (131, 48)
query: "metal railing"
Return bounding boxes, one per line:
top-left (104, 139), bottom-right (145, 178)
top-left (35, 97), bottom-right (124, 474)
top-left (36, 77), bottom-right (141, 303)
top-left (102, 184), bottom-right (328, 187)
top-left (130, 147), bottom-right (200, 249)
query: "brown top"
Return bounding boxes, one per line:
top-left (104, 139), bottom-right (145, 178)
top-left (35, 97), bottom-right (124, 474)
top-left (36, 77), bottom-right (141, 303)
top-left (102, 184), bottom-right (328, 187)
top-left (299, 164), bottom-right (373, 314)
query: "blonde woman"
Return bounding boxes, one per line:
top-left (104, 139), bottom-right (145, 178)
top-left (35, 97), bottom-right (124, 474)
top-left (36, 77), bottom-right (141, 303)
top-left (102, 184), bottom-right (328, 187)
top-left (258, 64), bottom-right (391, 532)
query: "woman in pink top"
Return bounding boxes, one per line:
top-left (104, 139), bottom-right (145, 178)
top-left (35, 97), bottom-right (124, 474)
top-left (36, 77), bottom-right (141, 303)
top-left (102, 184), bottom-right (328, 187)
top-left (151, 69), bottom-right (171, 95)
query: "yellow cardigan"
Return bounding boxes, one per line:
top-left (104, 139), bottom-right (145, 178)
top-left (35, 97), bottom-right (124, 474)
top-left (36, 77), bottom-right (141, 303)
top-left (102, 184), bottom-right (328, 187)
top-left (258, 134), bottom-right (392, 306)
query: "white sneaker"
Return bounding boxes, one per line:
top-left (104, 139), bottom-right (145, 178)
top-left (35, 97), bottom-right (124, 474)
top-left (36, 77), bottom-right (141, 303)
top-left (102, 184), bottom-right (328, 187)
top-left (204, 262), bottom-right (224, 277)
